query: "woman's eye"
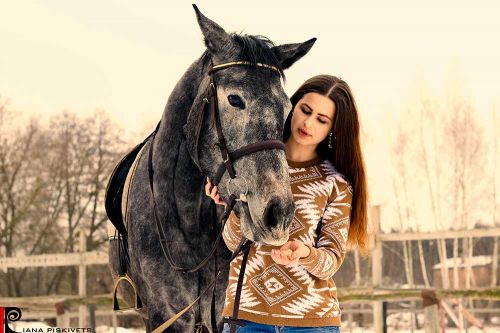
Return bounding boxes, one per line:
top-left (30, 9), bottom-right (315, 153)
top-left (318, 119), bottom-right (327, 124)
top-left (228, 95), bottom-right (245, 109)
top-left (301, 108), bottom-right (311, 114)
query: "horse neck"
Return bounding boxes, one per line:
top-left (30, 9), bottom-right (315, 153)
top-left (151, 57), bottom-right (209, 232)
top-left (160, 58), bottom-right (206, 135)
top-left (153, 57), bottom-right (207, 176)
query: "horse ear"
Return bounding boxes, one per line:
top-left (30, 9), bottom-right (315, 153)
top-left (272, 38), bottom-right (317, 70)
top-left (192, 4), bottom-right (232, 54)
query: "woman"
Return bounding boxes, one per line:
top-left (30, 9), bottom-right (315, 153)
top-left (206, 75), bottom-right (368, 332)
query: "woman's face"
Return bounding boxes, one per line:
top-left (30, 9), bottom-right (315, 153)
top-left (290, 92), bottom-right (336, 147)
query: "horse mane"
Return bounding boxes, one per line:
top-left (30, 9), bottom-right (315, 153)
top-left (200, 34), bottom-right (285, 80)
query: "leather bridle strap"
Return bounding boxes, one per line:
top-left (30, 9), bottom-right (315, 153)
top-left (213, 140), bottom-right (285, 186)
top-left (210, 78), bottom-right (236, 179)
top-left (152, 238), bottom-right (253, 333)
top-left (221, 241), bottom-right (251, 333)
top-left (209, 61), bottom-right (281, 74)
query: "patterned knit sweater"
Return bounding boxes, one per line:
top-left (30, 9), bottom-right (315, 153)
top-left (221, 155), bottom-right (353, 327)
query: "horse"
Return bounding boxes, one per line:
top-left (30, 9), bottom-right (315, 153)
top-left (107, 5), bottom-right (316, 332)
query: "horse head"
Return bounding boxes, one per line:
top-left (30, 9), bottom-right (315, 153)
top-left (185, 5), bottom-right (316, 246)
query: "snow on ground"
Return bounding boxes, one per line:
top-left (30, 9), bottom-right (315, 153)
top-left (12, 321), bottom-right (51, 331)
top-left (94, 325), bottom-right (145, 333)
top-left (12, 322), bottom-right (146, 333)
top-left (433, 255), bottom-right (492, 269)
top-left (346, 329), bottom-right (500, 333)
top-left (12, 320), bottom-right (500, 332)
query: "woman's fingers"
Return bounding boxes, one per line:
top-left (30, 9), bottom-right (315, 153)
top-left (217, 196), bottom-right (227, 206)
top-left (210, 185), bottom-right (219, 198)
top-left (272, 249), bottom-right (286, 263)
top-left (205, 177), bottom-right (212, 196)
top-left (206, 178), bottom-right (227, 206)
top-left (280, 241), bottom-right (292, 251)
top-left (271, 249), bottom-right (281, 264)
top-left (206, 177), bottom-right (219, 200)
top-left (215, 194), bottom-right (223, 203)
top-left (271, 248), bottom-right (299, 266)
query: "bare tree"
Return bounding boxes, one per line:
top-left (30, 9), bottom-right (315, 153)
top-left (44, 110), bottom-right (124, 293)
top-left (0, 102), bottom-right (125, 296)
top-left (391, 121), bottom-right (416, 287)
top-left (445, 94), bottom-right (486, 293)
top-left (415, 93), bottom-right (450, 289)
top-left (0, 102), bottom-right (46, 296)
top-left (491, 105), bottom-right (498, 288)
top-left (83, 110), bottom-right (126, 250)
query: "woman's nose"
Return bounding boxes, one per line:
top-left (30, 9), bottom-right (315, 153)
top-left (304, 118), bottom-right (312, 129)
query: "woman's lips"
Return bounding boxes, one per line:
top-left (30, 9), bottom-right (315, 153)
top-left (298, 128), bottom-right (311, 137)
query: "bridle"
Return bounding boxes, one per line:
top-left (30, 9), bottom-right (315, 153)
top-left (190, 60), bottom-right (286, 200)
top-left (147, 60), bottom-right (287, 332)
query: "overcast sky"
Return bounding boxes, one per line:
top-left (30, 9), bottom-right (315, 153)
top-left (1, 1), bottom-right (498, 231)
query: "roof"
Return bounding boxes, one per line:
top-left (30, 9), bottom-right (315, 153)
top-left (432, 255), bottom-right (493, 269)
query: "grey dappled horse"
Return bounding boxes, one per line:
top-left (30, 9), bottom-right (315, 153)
top-left (108, 6), bottom-right (315, 332)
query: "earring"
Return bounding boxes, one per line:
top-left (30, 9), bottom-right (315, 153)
top-left (328, 132), bottom-right (334, 149)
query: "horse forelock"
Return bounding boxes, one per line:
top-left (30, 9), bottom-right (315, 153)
top-left (231, 34), bottom-right (285, 80)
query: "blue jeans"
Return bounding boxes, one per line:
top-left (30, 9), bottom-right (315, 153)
top-left (221, 318), bottom-right (340, 333)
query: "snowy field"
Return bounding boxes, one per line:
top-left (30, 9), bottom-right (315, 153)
top-left (11, 320), bottom-right (500, 332)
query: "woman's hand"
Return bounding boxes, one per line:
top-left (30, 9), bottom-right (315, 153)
top-left (205, 177), bottom-right (227, 207)
top-left (271, 240), bottom-right (311, 267)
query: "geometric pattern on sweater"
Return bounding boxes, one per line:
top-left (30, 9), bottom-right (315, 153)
top-left (322, 217), bottom-right (350, 252)
top-left (222, 156), bottom-right (353, 327)
top-left (289, 165), bottom-right (322, 183)
top-left (250, 263), bottom-right (302, 306)
top-left (288, 216), bottom-right (305, 236)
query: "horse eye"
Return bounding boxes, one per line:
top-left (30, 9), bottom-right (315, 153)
top-left (227, 95), bottom-right (245, 109)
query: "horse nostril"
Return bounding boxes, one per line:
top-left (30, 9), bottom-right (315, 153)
top-left (264, 200), bottom-right (280, 228)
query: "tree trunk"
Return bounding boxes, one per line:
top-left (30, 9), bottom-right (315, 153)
top-left (453, 237), bottom-right (459, 289)
top-left (354, 249), bottom-right (361, 286)
top-left (418, 239), bottom-right (430, 287)
top-left (492, 237), bottom-right (499, 288)
top-left (418, 104), bottom-right (450, 289)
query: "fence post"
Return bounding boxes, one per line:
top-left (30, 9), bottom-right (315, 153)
top-left (112, 312), bottom-right (118, 333)
top-left (382, 301), bottom-right (388, 333)
top-left (79, 229), bottom-right (87, 327)
top-left (371, 205), bottom-right (383, 333)
top-left (55, 301), bottom-right (69, 327)
top-left (88, 304), bottom-right (96, 332)
top-left (422, 290), bottom-right (440, 333)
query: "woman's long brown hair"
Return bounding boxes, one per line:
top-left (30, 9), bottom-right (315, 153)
top-left (283, 75), bottom-right (369, 254)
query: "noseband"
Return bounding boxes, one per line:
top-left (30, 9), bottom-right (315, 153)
top-left (191, 61), bottom-right (286, 202)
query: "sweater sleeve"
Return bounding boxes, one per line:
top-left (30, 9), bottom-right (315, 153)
top-left (297, 181), bottom-right (353, 280)
top-left (222, 210), bottom-right (244, 252)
